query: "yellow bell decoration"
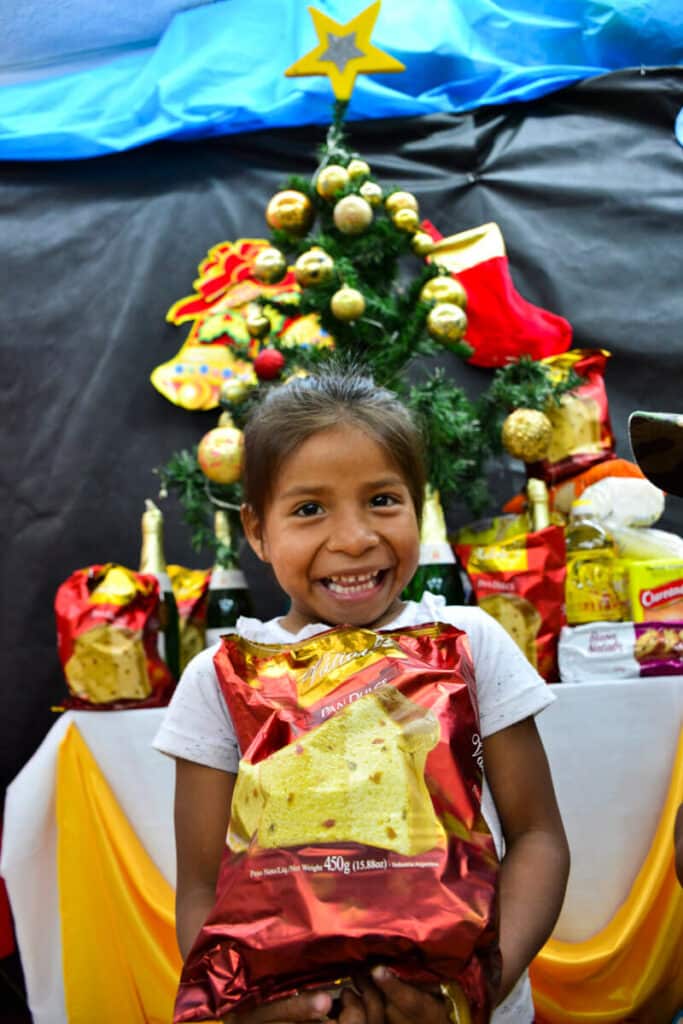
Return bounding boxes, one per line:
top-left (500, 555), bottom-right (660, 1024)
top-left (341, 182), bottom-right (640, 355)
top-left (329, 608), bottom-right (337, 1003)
top-left (316, 164), bottom-right (350, 199)
top-left (333, 194), bottom-right (374, 234)
top-left (385, 190), bottom-right (418, 215)
top-left (265, 190), bottom-right (314, 234)
top-left (501, 408), bottom-right (553, 463)
top-left (245, 304), bottom-right (271, 339)
top-left (197, 426), bottom-right (244, 484)
top-left (426, 302), bottom-right (468, 344)
top-left (359, 181), bottom-right (383, 206)
top-left (330, 286), bottom-right (366, 321)
top-left (347, 158), bottom-right (371, 179)
top-left (252, 246), bottom-right (288, 284)
top-left (420, 275), bottom-right (468, 309)
top-left (411, 231), bottom-right (436, 256)
top-left (294, 248), bottom-right (335, 287)
top-left (392, 207), bottom-right (420, 233)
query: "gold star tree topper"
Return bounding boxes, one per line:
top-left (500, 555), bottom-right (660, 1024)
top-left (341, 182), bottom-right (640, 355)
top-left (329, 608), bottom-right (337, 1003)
top-left (285, 1), bottom-right (405, 101)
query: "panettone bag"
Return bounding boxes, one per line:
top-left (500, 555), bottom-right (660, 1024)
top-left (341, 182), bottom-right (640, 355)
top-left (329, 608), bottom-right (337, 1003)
top-left (54, 563), bottom-right (175, 709)
top-left (174, 623), bottom-right (501, 1024)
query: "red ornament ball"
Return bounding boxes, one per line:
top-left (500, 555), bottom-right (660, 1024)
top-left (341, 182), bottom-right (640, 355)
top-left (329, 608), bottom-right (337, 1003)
top-left (254, 348), bottom-right (286, 380)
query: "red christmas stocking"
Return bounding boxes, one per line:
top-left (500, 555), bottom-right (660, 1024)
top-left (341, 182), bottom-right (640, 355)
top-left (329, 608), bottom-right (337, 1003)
top-left (422, 221), bottom-right (572, 368)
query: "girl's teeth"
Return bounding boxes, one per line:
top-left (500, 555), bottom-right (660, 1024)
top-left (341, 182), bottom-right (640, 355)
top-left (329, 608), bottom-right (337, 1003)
top-left (326, 572), bottom-right (379, 594)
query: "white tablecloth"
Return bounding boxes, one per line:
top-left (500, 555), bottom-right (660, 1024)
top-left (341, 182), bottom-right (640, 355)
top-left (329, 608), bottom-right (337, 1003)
top-left (2, 678), bottom-right (683, 1024)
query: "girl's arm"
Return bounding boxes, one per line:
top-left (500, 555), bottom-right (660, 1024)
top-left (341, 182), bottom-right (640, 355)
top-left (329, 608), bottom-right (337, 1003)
top-left (674, 803), bottom-right (683, 886)
top-left (174, 757), bottom-right (336, 1024)
top-left (174, 757), bottom-right (235, 959)
top-left (483, 715), bottom-right (570, 1004)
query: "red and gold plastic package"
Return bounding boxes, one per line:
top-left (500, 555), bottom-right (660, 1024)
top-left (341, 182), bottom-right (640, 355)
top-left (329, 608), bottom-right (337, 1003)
top-left (455, 526), bottom-right (567, 681)
top-left (174, 624), bottom-right (501, 1024)
top-left (526, 349), bottom-right (615, 485)
top-left (167, 565), bottom-right (211, 673)
top-left (54, 563), bottom-right (175, 709)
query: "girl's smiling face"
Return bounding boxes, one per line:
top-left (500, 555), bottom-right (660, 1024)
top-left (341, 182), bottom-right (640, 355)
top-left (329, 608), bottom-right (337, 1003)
top-left (242, 423), bottom-right (421, 633)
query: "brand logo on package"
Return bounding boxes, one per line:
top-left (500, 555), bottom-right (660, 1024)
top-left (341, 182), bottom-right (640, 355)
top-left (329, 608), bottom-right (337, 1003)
top-left (640, 578), bottom-right (683, 609)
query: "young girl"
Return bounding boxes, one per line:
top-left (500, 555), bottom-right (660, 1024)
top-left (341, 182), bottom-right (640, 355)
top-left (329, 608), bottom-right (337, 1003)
top-left (154, 368), bottom-right (570, 1024)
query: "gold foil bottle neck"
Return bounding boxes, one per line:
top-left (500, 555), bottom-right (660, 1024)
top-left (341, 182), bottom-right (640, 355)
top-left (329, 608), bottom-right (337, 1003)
top-left (527, 477), bottom-right (550, 531)
top-left (214, 509), bottom-right (232, 546)
top-left (421, 484), bottom-right (447, 543)
top-left (140, 499), bottom-right (168, 574)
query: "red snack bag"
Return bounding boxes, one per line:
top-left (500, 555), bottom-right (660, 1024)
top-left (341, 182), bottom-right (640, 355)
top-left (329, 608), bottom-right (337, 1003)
top-left (526, 349), bottom-right (615, 485)
top-left (455, 526), bottom-right (567, 682)
top-left (174, 624), bottom-right (501, 1024)
top-left (54, 563), bottom-right (175, 709)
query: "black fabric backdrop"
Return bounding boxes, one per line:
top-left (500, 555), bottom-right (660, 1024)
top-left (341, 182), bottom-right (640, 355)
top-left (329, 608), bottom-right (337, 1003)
top-left (2, 67), bottom-right (682, 795)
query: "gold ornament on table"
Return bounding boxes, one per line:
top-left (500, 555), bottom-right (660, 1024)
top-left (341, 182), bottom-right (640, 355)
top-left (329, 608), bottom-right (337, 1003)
top-left (420, 275), bottom-right (468, 309)
top-left (252, 246), bottom-right (288, 284)
top-left (284, 1), bottom-right (405, 101)
top-left (347, 158), bottom-right (371, 179)
top-left (330, 285), bottom-right (366, 320)
top-left (294, 247), bottom-right (336, 287)
top-left (265, 190), bottom-right (314, 234)
top-left (392, 207), bottom-right (420, 234)
top-left (359, 180), bottom-right (383, 206)
top-left (501, 408), bottom-right (553, 463)
top-left (333, 194), bottom-right (374, 234)
top-left (315, 164), bottom-right (350, 199)
top-left (411, 231), bottom-right (436, 256)
top-left (245, 304), bottom-right (271, 339)
top-left (197, 425), bottom-right (245, 484)
top-left (426, 302), bottom-right (468, 344)
top-left (385, 190), bottom-right (418, 215)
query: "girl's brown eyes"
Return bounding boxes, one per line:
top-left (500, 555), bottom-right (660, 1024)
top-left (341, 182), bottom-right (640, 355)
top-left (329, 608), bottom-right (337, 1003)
top-left (294, 502), bottom-right (323, 517)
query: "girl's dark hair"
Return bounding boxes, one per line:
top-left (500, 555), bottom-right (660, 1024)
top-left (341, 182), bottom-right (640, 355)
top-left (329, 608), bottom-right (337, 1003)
top-left (243, 366), bottom-right (426, 521)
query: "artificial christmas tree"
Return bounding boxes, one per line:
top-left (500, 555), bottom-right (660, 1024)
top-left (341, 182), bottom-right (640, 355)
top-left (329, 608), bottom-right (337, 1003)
top-left (155, 2), bottom-right (578, 572)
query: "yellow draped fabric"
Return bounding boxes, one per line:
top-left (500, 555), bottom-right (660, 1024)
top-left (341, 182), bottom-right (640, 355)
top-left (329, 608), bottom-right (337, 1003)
top-left (57, 723), bottom-right (183, 1024)
top-left (531, 728), bottom-right (683, 1023)
top-left (55, 722), bottom-right (683, 1024)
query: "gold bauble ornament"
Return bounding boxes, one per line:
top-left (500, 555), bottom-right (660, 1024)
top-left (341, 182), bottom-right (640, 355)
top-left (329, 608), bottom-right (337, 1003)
top-left (333, 194), bottom-right (374, 235)
top-left (385, 190), bottom-right (419, 215)
top-left (347, 158), bottom-right (371, 179)
top-left (294, 247), bottom-right (335, 287)
top-left (252, 246), bottom-right (288, 284)
top-left (284, 368), bottom-right (310, 384)
top-left (197, 426), bottom-right (244, 484)
top-left (315, 164), bottom-right (349, 199)
top-left (245, 304), bottom-right (271, 339)
top-left (330, 285), bottom-right (366, 321)
top-left (420, 275), bottom-right (468, 309)
top-left (265, 190), bottom-right (314, 234)
top-left (411, 231), bottom-right (436, 256)
top-left (359, 181), bottom-right (383, 206)
top-left (501, 408), bottom-right (553, 463)
top-left (392, 207), bottom-right (420, 234)
top-left (219, 375), bottom-right (256, 405)
top-left (426, 302), bottom-right (468, 344)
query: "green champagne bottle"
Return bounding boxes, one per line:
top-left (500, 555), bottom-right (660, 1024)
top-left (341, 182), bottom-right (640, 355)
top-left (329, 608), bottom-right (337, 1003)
top-left (205, 509), bottom-right (253, 647)
top-left (139, 499), bottom-right (181, 680)
top-left (403, 485), bottom-right (465, 605)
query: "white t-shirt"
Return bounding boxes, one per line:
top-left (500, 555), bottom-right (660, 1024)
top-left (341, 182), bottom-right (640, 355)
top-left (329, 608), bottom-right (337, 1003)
top-left (154, 592), bottom-right (555, 1023)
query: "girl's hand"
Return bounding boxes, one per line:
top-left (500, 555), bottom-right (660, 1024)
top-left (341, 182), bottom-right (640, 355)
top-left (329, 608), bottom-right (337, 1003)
top-left (223, 990), bottom-right (333, 1024)
top-left (337, 968), bottom-right (452, 1024)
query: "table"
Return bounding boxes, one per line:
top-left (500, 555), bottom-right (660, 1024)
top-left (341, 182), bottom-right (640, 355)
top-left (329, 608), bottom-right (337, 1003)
top-left (2, 680), bottom-right (682, 1023)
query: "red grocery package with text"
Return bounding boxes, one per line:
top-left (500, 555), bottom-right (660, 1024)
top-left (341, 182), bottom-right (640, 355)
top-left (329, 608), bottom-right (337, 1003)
top-left (174, 623), bottom-right (501, 1024)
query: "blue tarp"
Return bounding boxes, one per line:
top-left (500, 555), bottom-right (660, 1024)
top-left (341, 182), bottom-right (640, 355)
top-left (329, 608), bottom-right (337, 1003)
top-left (1, 0), bottom-right (682, 160)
